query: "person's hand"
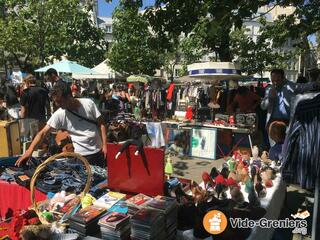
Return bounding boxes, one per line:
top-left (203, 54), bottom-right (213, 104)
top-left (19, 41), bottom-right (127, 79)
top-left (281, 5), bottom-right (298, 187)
top-left (102, 145), bottom-right (108, 159)
top-left (15, 150), bottom-right (32, 167)
top-left (269, 87), bottom-right (277, 98)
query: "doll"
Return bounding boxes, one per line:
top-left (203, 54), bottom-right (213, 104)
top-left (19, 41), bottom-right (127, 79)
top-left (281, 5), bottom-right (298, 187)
top-left (251, 146), bottom-right (262, 168)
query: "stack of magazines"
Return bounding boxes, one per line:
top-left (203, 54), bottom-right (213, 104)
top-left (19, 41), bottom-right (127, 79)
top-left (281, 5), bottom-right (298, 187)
top-left (68, 205), bottom-right (107, 237)
top-left (130, 208), bottom-right (166, 240)
top-left (146, 195), bottom-right (178, 239)
top-left (98, 212), bottom-right (131, 240)
top-left (93, 191), bottom-right (126, 210)
top-left (125, 193), bottom-right (152, 216)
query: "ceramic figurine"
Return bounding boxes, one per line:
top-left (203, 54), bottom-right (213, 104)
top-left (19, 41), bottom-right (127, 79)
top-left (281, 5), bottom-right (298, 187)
top-left (261, 169), bottom-right (273, 188)
top-left (255, 182), bottom-right (267, 198)
top-left (202, 172), bottom-right (215, 190)
top-left (261, 151), bottom-right (272, 164)
top-left (215, 174), bottom-right (228, 199)
top-left (165, 154), bottom-right (174, 176)
top-left (228, 171), bottom-right (238, 182)
top-left (251, 146), bottom-right (262, 168)
top-left (227, 158), bottom-right (236, 172)
top-left (210, 167), bottom-right (220, 179)
top-left (248, 181), bottom-right (261, 207)
top-left (230, 186), bottom-right (244, 203)
top-left (226, 177), bottom-right (240, 189)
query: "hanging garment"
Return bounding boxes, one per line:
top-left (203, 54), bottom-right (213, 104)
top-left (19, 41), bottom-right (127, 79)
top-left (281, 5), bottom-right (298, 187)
top-left (281, 93), bottom-right (320, 189)
top-left (167, 83), bottom-right (175, 101)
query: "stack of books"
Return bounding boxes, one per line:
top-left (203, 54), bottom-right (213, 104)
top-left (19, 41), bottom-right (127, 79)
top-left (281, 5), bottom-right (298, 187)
top-left (68, 205), bottom-right (107, 237)
top-left (98, 212), bottom-right (131, 240)
top-left (146, 195), bottom-right (178, 239)
top-left (130, 208), bottom-right (166, 240)
top-left (93, 191), bottom-right (126, 210)
top-left (125, 193), bottom-right (152, 216)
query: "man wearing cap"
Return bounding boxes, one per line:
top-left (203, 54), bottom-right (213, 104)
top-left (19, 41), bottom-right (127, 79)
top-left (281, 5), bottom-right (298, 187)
top-left (16, 83), bottom-right (108, 167)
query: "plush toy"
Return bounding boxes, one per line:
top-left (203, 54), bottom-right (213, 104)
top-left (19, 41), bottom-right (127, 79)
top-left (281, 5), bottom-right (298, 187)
top-left (49, 191), bottom-right (76, 211)
top-left (81, 194), bottom-right (96, 209)
top-left (20, 222), bottom-right (78, 240)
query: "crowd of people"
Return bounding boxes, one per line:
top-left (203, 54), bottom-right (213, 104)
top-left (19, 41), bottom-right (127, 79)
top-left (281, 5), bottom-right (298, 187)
top-left (0, 67), bottom-right (319, 167)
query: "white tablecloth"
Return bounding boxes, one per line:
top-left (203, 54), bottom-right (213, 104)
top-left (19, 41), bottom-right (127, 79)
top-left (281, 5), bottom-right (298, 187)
top-left (178, 174), bottom-right (286, 240)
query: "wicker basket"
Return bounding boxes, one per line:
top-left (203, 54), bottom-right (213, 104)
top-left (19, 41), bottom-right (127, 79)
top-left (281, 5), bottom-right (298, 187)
top-left (30, 152), bottom-right (92, 224)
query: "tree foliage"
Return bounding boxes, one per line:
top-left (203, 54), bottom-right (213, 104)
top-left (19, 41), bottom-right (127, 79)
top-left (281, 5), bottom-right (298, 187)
top-left (0, 0), bottom-right (107, 69)
top-left (144, 0), bottom-right (320, 74)
top-left (107, 0), bottom-right (163, 75)
top-left (146, 0), bottom-right (273, 62)
top-left (230, 26), bottom-right (296, 76)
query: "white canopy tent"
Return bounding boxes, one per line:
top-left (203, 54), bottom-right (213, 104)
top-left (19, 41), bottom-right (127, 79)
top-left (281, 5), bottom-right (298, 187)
top-left (72, 60), bottom-right (122, 80)
top-left (187, 62), bottom-right (243, 81)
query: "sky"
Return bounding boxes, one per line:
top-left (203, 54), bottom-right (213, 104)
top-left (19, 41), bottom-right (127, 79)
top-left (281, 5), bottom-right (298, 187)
top-left (98, 0), bottom-right (155, 17)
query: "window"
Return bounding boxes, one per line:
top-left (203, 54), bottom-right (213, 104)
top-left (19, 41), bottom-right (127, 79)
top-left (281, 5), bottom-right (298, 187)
top-left (105, 25), bottom-right (112, 33)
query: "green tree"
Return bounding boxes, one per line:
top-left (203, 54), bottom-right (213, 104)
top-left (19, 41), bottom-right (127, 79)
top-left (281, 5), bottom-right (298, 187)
top-left (146, 0), bottom-right (274, 62)
top-left (0, 0), bottom-right (106, 69)
top-left (230, 26), bottom-right (296, 76)
top-left (107, 0), bottom-right (162, 75)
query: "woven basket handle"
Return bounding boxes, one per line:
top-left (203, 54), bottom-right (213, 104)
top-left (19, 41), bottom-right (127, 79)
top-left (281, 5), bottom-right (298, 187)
top-left (30, 152), bottom-right (92, 224)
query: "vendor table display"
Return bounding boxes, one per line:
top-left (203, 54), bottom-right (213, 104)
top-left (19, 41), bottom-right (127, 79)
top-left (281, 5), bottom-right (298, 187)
top-left (163, 120), bottom-right (255, 160)
top-left (179, 174), bottom-right (286, 240)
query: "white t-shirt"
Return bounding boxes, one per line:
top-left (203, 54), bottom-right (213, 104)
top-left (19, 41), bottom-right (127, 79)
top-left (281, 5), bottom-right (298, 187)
top-left (47, 98), bottom-right (102, 155)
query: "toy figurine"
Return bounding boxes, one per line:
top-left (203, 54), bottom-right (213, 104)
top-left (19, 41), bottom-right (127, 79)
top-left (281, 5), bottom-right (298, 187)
top-left (251, 146), bottom-right (262, 168)
top-left (165, 154), bottom-right (174, 176)
top-left (261, 168), bottom-right (273, 188)
top-left (261, 151), bottom-right (272, 164)
top-left (248, 181), bottom-right (261, 207)
top-left (230, 186), bottom-right (244, 204)
top-left (227, 158), bottom-right (236, 172)
top-left (255, 182), bottom-right (267, 198)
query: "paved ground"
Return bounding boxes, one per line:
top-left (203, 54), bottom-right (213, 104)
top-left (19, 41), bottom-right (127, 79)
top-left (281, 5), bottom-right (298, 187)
top-left (170, 156), bottom-right (313, 240)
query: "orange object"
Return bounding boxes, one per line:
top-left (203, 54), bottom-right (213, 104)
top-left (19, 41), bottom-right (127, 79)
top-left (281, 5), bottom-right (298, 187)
top-left (185, 106), bottom-right (193, 120)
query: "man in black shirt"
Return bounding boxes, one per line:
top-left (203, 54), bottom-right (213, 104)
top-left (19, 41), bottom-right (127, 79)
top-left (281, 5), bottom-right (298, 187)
top-left (20, 75), bottom-right (51, 131)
